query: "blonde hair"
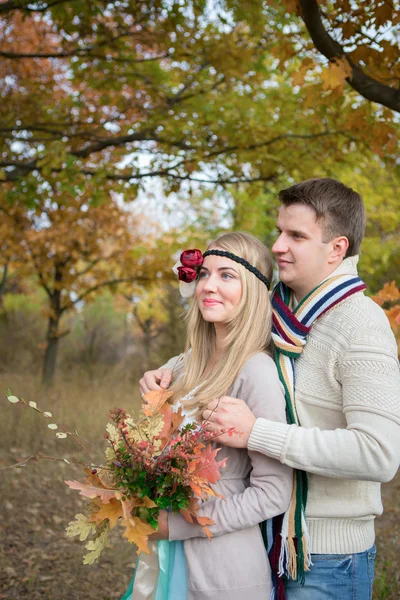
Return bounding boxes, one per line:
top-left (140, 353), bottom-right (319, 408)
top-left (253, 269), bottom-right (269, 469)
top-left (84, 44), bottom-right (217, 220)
top-left (170, 232), bottom-right (274, 417)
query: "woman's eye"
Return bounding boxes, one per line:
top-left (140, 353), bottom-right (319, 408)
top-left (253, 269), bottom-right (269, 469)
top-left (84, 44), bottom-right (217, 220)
top-left (198, 271), bottom-right (208, 278)
top-left (221, 272), bottom-right (233, 280)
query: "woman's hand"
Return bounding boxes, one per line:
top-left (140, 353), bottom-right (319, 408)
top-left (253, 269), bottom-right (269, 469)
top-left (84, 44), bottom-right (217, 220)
top-left (202, 396), bottom-right (256, 448)
top-left (139, 368), bottom-right (173, 395)
top-left (149, 509), bottom-right (169, 540)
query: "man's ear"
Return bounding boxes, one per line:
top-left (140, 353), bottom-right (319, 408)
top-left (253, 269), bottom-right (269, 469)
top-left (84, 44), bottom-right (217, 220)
top-left (328, 236), bottom-right (349, 263)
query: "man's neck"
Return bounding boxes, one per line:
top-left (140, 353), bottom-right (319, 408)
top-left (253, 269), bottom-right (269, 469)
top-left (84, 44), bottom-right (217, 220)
top-left (292, 260), bottom-right (345, 302)
top-left (290, 256), bottom-right (359, 302)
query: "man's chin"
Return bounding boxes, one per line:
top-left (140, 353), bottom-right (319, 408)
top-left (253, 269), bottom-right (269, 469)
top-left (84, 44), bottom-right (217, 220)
top-left (277, 270), bottom-right (291, 284)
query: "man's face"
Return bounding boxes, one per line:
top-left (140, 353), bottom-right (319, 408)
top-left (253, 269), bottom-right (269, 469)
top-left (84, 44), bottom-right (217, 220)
top-left (272, 204), bottom-right (336, 300)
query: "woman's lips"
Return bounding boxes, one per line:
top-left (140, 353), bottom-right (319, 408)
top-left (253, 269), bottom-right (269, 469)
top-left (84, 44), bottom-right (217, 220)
top-left (203, 299), bottom-right (222, 306)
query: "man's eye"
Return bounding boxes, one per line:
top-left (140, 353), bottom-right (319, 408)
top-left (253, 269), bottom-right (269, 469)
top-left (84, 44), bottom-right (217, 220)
top-left (293, 232), bottom-right (302, 239)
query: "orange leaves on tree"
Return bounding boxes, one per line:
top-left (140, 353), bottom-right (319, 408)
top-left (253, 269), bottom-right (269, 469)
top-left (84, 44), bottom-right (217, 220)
top-left (291, 58), bottom-right (315, 87)
top-left (372, 282), bottom-right (400, 334)
top-left (372, 281), bottom-right (400, 307)
top-left (372, 282), bottom-right (400, 357)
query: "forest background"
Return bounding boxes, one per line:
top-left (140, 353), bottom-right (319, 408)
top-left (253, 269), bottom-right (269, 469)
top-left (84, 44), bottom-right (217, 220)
top-left (0, 1), bottom-right (399, 599)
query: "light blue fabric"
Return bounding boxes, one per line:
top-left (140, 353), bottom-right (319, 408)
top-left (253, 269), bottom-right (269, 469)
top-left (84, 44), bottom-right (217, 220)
top-left (120, 540), bottom-right (187, 600)
top-left (285, 545), bottom-right (376, 600)
top-left (163, 540), bottom-right (187, 600)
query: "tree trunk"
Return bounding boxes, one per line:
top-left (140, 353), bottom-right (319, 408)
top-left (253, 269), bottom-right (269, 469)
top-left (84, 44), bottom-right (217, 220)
top-left (0, 262), bottom-right (8, 308)
top-left (42, 312), bottom-right (61, 385)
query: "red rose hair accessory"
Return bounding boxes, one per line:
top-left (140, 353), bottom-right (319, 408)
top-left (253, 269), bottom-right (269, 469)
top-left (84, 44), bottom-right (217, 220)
top-left (172, 249), bottom-right (204, 298)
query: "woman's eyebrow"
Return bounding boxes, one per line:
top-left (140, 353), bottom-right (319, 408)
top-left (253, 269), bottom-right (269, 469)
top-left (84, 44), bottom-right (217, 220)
top-left (218, 266), bottom-right (238, 272)
top-left (199, 265), bottom-right (238, 273)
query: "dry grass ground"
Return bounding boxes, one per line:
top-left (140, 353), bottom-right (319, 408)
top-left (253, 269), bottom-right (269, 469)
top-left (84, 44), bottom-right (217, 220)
top-left (0, 373), bottom-right (399, 599)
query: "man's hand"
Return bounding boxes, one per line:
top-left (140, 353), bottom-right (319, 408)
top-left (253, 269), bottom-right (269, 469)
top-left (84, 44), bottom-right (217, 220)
top-left (139, 368), bottom-right (173, 395)
top-left (202, 396), bottom-right (256, 448)
top-left (149, 509), bottom-right (169, 540)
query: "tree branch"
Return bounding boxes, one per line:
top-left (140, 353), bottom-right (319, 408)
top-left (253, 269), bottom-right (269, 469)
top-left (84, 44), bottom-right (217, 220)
top-left (299, 0), bottom-right (400, 113)
top-left (62, 276), bottom-right (150, 310)
top-left (0, 129), bottom-right (346, 185)
top-left (0, 0), bottom-right (81, 15)
top-left (0, 48), bottom-right (171, 62)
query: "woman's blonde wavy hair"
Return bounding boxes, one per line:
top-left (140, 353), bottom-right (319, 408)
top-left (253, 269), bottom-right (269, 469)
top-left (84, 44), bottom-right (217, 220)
top-left (170, 231), bottom-right (274, 417)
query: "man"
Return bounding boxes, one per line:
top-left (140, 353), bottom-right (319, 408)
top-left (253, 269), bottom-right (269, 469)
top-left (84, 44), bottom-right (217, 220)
top-left (140, 178), bottom-right (400, 599)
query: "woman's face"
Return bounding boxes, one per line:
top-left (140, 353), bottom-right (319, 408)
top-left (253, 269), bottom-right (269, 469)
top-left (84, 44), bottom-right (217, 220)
top-left (195, 251), bottom-right (243, 324)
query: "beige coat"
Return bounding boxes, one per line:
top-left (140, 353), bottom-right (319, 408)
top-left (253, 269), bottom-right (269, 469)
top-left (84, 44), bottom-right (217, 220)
top-left (167, 352), bottom-right (293, 600)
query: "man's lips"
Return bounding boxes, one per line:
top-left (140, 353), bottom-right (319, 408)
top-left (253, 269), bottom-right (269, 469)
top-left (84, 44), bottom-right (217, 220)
top-left (203, 299), bottom-right (223, 306)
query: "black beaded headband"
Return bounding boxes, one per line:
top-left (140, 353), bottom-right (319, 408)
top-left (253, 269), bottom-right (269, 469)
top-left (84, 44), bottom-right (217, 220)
top-left (203, 249), bottom-right (270, 290)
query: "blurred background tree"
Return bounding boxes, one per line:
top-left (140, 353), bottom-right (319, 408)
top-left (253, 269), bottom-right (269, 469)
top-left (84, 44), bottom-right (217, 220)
top-left (0, 0), bottom-right (398, 383)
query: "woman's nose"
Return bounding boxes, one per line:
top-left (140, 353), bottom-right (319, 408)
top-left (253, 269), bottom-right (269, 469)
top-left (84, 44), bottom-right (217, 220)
top-left (203, 274), bottom-right (218, 292)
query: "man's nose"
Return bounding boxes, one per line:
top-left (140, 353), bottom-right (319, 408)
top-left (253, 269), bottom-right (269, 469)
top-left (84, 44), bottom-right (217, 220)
top-left (272, 233), bottom-right (288, 255)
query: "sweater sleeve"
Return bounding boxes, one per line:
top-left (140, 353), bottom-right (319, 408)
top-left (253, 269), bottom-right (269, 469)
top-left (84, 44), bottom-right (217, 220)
top-left (248, 305), bottom-right (400, 483)
top-left (168, 353), bottom-right (293, 541)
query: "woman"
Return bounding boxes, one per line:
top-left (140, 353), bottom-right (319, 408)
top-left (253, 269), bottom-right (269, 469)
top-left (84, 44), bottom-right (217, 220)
top-left (123, 232), bottom-right (292, 600)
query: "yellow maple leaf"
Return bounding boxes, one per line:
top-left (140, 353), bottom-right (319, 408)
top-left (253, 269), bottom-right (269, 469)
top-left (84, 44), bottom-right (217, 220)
top-left (321, 56), bottom-right (352, 91)
top-left (90, 498), bottom-right (123, 530)
top-left (291, 58), bottom-right (315, 86)
top-left (121, 516), bottom-right (155, 555)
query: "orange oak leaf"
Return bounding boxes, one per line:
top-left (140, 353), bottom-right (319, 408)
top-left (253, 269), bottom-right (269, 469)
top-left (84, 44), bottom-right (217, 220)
top-left (65, 480), bottom-right (116, 503)
top-left (180, 509), bottom-right (194, 524)
top-left (189, 445), bottom-right (227, 484)
top-left (90, 498), bottom-right (123, 529)
top-left (188, 480), bottom-right (204, 498)
top-left (84, 468), bottom-right (107, 486)
top-left (196, 515), bottom-right (214, 540)
top-left (158, 404), bottom-right (184, 443)
top-left (142, 389), bottom-right (173, 416)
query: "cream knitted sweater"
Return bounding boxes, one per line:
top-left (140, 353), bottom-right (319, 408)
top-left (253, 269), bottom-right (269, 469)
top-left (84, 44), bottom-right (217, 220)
top-left (248, 256), bottom-right (400, 554)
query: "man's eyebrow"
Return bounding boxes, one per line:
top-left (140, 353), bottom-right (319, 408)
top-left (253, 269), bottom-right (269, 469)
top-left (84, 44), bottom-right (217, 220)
top-left (289, 229), bottom-right (308, 236)
top-left (277, 226), bottom-right (308, 237)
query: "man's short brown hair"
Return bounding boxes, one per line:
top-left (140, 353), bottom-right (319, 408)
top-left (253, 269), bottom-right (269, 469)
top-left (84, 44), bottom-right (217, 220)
top-left (278, 178), bottom-right (366, 256)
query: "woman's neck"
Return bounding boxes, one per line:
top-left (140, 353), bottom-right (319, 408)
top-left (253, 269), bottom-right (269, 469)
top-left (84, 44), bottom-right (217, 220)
top-left (214, 322), bottom-right (228, 362)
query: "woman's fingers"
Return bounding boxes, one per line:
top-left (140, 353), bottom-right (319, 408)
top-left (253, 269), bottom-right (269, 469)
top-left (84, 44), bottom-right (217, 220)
top-left (139, 368), bottom-right (173, 395)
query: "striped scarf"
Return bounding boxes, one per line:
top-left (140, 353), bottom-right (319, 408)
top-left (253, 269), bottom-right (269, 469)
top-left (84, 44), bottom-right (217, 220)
top-left (269, 273), bottom-right (366, 594)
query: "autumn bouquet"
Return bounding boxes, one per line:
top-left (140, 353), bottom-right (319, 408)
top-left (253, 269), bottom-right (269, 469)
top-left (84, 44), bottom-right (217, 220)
top-left (6, 389), bottom-right (229, 564)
